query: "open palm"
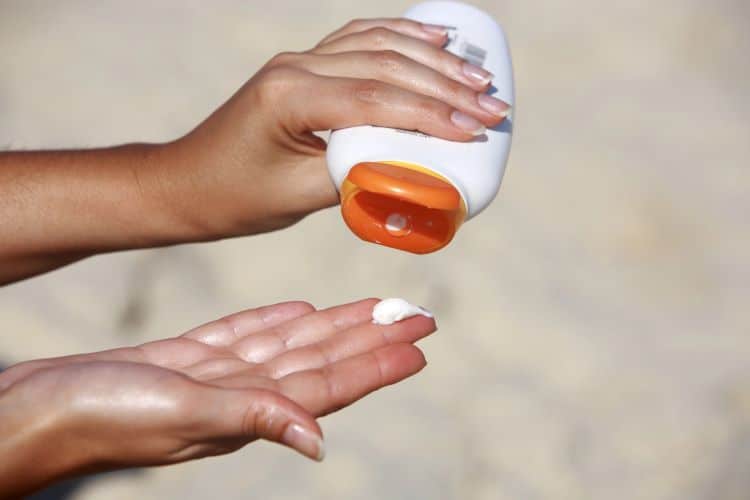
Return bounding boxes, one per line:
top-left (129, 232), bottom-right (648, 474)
top-left (0, 298), bottom-right (435, 470)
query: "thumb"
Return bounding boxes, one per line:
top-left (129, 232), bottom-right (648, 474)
top-left (200, 386), bottom-right (325, 462)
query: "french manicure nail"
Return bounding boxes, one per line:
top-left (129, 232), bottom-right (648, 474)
top-left (462, 62), bottom-right (493, 86)
top-left (477, 93), bottom-right (512, 118)
top-left (450, 110), bottom-right (486, 136)
top-left (283, 423), bottom-right (325, 462)
top-left (421, 23), bottom-right (449, 36)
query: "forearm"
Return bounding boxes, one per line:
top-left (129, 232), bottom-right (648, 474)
top-left (0, 143), bottom-right (207, 284)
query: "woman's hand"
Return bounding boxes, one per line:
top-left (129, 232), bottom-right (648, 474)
top-left (0, 298), bottom-right (436, 497)
top-left (0, 17), bottom-right (509, 284)
top-left (160, 17), bottom-right (510, 238)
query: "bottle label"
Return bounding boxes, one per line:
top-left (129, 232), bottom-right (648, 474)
top-left (445, 27), bottom-right (488, 67)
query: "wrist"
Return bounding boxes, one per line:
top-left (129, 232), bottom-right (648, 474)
top-left (126, 140), bottom-right (224, 245)
top-left (148, 134), bottom-right (266, 240)
top-left (0, 382), bottom-right (92, 496)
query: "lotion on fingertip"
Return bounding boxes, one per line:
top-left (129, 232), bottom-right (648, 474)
top-left (372, 298), bottom-right (433, 325)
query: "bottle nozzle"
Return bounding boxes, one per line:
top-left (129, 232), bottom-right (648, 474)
top-left (339, 162), bottom-right (466, 254)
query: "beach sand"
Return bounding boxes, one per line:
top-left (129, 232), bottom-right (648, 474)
top-left (1, 1), bottom-right (749, 499)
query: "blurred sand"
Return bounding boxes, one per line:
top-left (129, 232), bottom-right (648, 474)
top-left (1, 1), bottom-right (749, 499)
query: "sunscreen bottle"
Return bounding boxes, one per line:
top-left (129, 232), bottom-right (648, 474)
top-left (327, 1), bottom-right (514, 254)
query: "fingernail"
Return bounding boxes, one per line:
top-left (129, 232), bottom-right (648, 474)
top-left (283, 423), bottom-right (325, 462)
top-left (450, 110), bottom-right (486, 136)
top-left (462, 62), bottom-right (493, 86)
top-left (477, 94), bottom-right (512, 118)
top-left (417, 305), bottom-right (433, 318)
top-left (421, 23), bottom-right (448, 36)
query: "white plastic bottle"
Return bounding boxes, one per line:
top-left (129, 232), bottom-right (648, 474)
top-left (326, 1), bottom-right (514, 254)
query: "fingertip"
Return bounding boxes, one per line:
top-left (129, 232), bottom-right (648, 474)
top-left (450, 110), bottom-right (487, 137)
top-left (416, 125), bottom-right (478, 144)
top-left (404, 313), bottom-right (438, 336)
top-left (476, 94), bottom-right (512, 125)
top-left (316, 436), bottom-right (327, 462)
top-left (420, 23), bottom-right (450, 39)
top-left (241, 388), bottom-right (325, 461)
top-left (285, 300), bottom-right (318, 315)
top-left (375, 343), bottom-right (428, 381)
top-left (282, 421), bottom-right (326, 462)
top-left (448, 129), bottom-right (485, 142)
top-left (421, 32), bottom-right (449, 46)
top-left (426, 315), bottom-right (438, 333)
top-left (406, 343), bottom-right (428, 371)
top-left (393, 18), bottom-right (448, 45)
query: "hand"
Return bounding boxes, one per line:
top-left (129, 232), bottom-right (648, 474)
top-left (0, 298), bottom-right (436, 497)
top-left (0, 17), bottom-right (510, 284)
top-left (160, 17), bottom-right (510, 238)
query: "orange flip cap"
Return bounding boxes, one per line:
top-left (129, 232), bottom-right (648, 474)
top-left (340, 162), bottom-right (466, 254)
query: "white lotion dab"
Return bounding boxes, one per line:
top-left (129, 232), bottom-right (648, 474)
top-left (372, 298), bottom-right (433, 325)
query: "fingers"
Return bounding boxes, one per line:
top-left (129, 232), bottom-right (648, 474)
top-left (182, 301), bottom-right (315, 347)
top-left (182, 299), bottom-right (384, 379)
top-left (202, 343), bottom-right (428, 417)
top-left (311, 27), bottom-right (492, 92)
top-left (278, 343), bottom-right (427, 417)
top-left (257, 22), bottom-right (511, 140)
top-left (271, 51), bottom-right (508, 127)
top-left (196, 386), bottom-right (324, 461)
top-left (317, 18), bottom-right (448, 47)
top-left (262, 315), bottom-right (437, 379)
top-left (259, 66), bottom-right (487, 140)
top-left (228, 298), bottom-right (378, 363)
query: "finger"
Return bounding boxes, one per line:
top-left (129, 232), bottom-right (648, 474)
top-left (195, 386), bottom-right (324, 461)
top-left (317, 18), bottom-right (447, 47)
top-left (260, 67), bottom-right (486, 140)
top-left (311, 27), bottom-right (492, 91)
top-left (202, 371), bottom-right (278, 391)
top-left (278, 343), bottom-right (427, 417)
top-left (182, 301), bottom-right (315, 347)
top-left (138, 338), bottom-right (220, 369)
top-left (263, 315), bottom-right (436, 379)
top-left (132, 302), bottom-right (317, 371)
top-left (181, 357), bottom-right (252, 381)
top-left (229, 298), bottom-right (378, 364)
top-left (274, 51), bottom-right (508, 126)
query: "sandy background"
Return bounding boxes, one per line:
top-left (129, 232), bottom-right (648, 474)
top-left (1, 1), bottom-right (749, 499)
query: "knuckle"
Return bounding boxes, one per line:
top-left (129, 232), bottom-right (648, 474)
top-left (254, 66), bottom-right (303, 103)
top-left (345, 18), bottom-right (366, 30)
top-left (371, 49), bottom-right (405, 74)
top-left (415, 96), bottom-right (443, 120)
top-left (443, 78), bottom-right (464, 101)
top-left (244, 391), bottom-right (285, 438)
top-left (267, 51), bottom-right (299, 68)
top-left (217, 315), bottom-right (240, 340)
top-left (366, 27), bottom-right (394, 48)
